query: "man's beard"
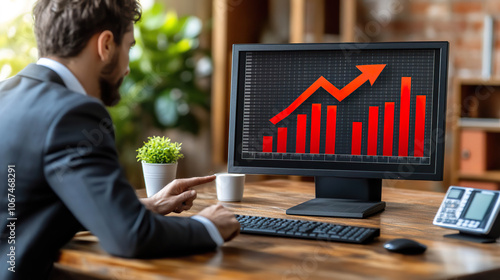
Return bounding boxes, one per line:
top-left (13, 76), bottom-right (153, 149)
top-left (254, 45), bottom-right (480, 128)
top-left (99, 76), bottom-right (123, 106)
top-left (99, 51), bottom-right (123, 106)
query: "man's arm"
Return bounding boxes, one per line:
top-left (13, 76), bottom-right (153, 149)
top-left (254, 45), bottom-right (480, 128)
top-left (138, 176), bottom-right (234, 246)
top-left (43, 100), bottom-right (218, 257)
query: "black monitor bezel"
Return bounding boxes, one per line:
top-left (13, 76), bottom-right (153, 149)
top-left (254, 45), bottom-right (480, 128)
top-left (228, 41), bottom-right (449, 181)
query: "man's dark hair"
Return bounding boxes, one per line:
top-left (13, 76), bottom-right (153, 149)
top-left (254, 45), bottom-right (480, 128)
top-left (33, 0), bottom-right (141, 58)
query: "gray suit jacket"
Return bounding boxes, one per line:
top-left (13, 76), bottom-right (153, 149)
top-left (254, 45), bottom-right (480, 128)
top-left (0, 64), bottom-right (216, 280)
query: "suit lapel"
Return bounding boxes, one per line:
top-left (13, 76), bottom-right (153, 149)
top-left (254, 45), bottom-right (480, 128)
top-left (18, 64), bottom-right (66, 87)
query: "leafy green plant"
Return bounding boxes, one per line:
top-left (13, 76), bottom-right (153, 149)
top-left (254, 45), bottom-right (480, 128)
top-left (109, 3), bottom-right (211, 148)
top-left (136, 136), bottom-right (184, 164)
top-left (0, 13), bottom-right (38, 80)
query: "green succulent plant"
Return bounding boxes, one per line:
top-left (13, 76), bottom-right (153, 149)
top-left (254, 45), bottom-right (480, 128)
top-left (136, 136), bottom-right (184, 164)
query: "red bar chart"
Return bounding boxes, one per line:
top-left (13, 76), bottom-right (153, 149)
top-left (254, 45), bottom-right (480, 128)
top-left (260, 75), bottom-right (428, 158)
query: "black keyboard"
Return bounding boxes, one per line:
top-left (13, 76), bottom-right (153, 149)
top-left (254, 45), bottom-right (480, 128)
top-left (235, 215), bottom-right (380, 244)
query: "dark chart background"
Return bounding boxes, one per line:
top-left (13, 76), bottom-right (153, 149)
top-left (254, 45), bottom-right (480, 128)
top-left (241, 49), bottom-right (435, 165)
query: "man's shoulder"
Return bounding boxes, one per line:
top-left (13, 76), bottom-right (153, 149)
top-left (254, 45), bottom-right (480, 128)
top-left (0, 67), bottom-right (111, 142)
top-left (1, 66), bottom-right (107, 116)
top-left (43, 84), bottom-right (106, 114)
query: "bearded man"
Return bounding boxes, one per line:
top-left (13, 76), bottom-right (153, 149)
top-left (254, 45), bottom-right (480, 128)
top-left (0, 1), bottom-right (239, 279)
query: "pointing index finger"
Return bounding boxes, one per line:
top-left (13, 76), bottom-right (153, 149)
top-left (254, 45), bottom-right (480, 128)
top-left (174, 175), bottom-right (216, 191)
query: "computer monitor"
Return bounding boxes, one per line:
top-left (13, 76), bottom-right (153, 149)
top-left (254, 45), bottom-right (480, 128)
top-left (227, 41), bottom-right (449, 218)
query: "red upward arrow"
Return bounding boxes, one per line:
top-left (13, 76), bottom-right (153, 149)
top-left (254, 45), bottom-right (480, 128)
top-left (269, 64), bottom-right (386, 125)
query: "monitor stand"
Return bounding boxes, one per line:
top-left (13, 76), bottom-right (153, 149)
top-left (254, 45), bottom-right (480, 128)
top-left (286, 176), bottom-right (385, 219)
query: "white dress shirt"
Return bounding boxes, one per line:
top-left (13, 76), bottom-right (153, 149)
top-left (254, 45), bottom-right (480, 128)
top-left (37, 58), bottom-right (87, 95)
top-left (36, 58), bottom-right (224, 247)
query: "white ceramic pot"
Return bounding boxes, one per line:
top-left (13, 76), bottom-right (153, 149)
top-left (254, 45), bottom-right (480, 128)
top-left (141, 161), bottom-right (178, 197)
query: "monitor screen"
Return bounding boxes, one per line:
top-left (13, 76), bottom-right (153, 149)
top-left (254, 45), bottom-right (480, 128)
top-left (228, 42), bottom-right (448, 181)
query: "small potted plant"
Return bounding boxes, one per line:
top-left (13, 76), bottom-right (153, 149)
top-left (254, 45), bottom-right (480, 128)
top-left (137, 136), bottom-right (184, 197)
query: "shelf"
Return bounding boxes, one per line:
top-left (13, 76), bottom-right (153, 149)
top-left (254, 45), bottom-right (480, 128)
top-left (458, 124), bottom-right (500, 133)
top-left (459, 117), bottom-right (500, 127)
top-left (451, 78), bottom-right (500, 187)
top-left (458, 126), bottom-right (500, 132)
top-left (458, 171), bottom-right (500, 182)
top-left (455, 77), bottom-right (500, 86)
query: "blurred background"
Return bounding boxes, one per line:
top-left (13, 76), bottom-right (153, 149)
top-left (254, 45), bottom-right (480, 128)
top-left (2, 0), bottom-right (500, 192)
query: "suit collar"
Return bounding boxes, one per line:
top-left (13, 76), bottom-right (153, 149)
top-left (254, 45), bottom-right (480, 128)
top-left (18, 64), bottom-right (65, 87)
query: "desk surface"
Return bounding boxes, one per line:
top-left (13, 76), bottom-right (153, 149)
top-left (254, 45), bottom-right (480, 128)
top-left (56, 180), bottom-right (500, 280)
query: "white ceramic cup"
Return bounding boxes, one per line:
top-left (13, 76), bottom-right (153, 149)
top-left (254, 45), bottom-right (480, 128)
top-left (215, 173), bottom-right (245, 202)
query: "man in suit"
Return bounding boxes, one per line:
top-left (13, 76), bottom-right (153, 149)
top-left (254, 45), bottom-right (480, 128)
top-left (0, 1), bottom-right (240, 279)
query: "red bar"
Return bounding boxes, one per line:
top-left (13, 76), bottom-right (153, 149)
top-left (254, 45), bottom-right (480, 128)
top-left (296, 114), bottom-right (307, 153)
top-left (325, 106), bottom-right (337, 154)
top-left (352, 122), bottom-right (362, 155)
top-left (399, 77), bottom-right (411, 156)
top-left (367, 107), bottom-right (379, 156)
top-left (414, 95), bottom-right (426, 157)
top-left (383, 102), bottom-right (395, 156)
top-left (277, 127), bottom-right (288, 153)
top-left (310, 104), bottom-right (321, 154)
top-left (262, 136), bottom-right (273, 153)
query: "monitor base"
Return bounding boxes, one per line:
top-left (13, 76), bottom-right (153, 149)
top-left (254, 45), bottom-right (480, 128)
top-left (444, 233), bottom-right (497, 244)
top-left (286, 198), bottom-right (386, 218)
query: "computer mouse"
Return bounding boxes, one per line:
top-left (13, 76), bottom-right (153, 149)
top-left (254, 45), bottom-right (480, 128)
top-left (383, 238), bottom-right (427, 255)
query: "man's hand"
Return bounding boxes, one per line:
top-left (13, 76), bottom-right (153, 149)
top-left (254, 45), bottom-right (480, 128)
top-left (141, 175), bottom-right (215, 215)
top-left (197, 204), bottom-right (240, 242)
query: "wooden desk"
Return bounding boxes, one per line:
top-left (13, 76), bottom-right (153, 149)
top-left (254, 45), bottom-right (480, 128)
top-left (55, 180), bottom-right (500, 279)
